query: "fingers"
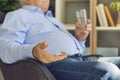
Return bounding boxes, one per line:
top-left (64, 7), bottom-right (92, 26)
top-left (85, 20), bottom-right (92, 31)
top-left (75, 19), bottom-right (92, 41)
top-left (54, 52), bottom-right (67, 61)
top-left (33, 41), bottom-right (68, 63)
top-left (87, 19), bottom-right (91, 24)
top-left (40, 52), bottom-right (67, 64)
top-left (83, 30), bottom-right (89, 34)
top-left (55, 52), bottom-right (67, 57)
top-left (37, 41), bottom-right (48, 49)
top-left (86, 24), bottom-right (92, 31)
top-left (33, 42), bottom-right (67, 63)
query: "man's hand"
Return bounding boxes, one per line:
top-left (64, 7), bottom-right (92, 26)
top-left (75, 20), bottom-right (92, 41)
top-left (32, 41), bottom-right (67, 64)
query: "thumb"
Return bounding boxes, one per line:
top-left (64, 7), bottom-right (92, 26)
top-left (87, 19), bottom-right (91, 24)
top-left (38, 41), bottom-right (48, 49)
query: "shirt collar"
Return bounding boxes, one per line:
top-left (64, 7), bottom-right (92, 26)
top-left (22, 5), bottom-right (53, 17)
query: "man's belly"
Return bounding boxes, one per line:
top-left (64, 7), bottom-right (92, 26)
top-left (25, 31), bottom-right (80, 55)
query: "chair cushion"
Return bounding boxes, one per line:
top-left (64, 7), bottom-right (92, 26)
top-left (0, 11), bottom-right (6, 24)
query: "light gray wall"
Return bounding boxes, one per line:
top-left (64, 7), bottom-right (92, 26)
top-left (97, 31), bottom-right (120, 56)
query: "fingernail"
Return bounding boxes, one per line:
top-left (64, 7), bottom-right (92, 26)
top-left (56, 53), bottom-right (62, 55)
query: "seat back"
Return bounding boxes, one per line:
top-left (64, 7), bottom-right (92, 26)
top-left (0, 11), bottom-right (5, 80)
top-left (0, 11), bottom-right (6, 24)
top-left (0, 59), bottom-right (56, 80)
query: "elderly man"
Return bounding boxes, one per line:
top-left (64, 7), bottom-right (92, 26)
top-left (0, 0), bottom-right (120, 80)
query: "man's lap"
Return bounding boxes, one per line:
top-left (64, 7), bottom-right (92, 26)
top-left (45, 58), bottom-right (106, 80)
top-left (45, 57), bottom-right (120, 80)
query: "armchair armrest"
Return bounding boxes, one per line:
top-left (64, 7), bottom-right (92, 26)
top-left (0, 59), bottom-right (56, 80)
top-left (82, 54), bottom-right (103, 61)
top-left (0, 11), bottom-right (6, 24)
